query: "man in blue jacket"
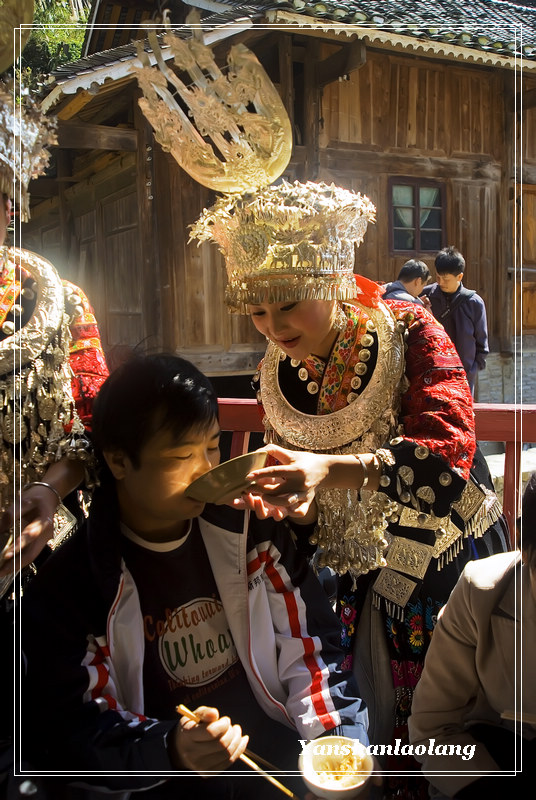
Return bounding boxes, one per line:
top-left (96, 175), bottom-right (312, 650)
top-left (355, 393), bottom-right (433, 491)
top-left (421, 247), bottom-right (489, 395)
top-left (382, 259), bottom-right (430, 306)
top-left (21, 354), bottom-right (368, 799)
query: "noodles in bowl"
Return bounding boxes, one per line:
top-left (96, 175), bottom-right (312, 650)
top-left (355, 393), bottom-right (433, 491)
top-left (299, 736), bottom-right (373, 799)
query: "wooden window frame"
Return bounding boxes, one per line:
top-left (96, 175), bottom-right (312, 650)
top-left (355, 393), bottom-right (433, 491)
top-left (389, 177), bottom-right (446, 255)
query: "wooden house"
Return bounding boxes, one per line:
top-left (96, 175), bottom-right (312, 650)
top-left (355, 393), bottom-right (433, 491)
top-left (21, 0), bottom-right (536, 400)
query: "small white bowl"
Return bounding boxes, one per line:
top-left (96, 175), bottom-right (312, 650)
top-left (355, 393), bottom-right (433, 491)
top-left (298, 736), bottom-right (373, 799)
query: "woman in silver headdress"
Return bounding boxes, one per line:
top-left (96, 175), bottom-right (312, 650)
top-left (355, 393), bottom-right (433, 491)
top-left (192, 179), bottom-right (509, 796)
top-left (135, 31), bottom-right (507, 793)
top-left (0, 83), bottom-right (109, 588)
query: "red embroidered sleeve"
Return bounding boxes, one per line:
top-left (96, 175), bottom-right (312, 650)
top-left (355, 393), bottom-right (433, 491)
top-left (63, 281), bottom-right (109, 431)
top-left (386, 300), bottom-right (476, 480)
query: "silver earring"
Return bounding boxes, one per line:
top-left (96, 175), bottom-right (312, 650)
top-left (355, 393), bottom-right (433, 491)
top-left (333, 304), bottom-right (347, 332)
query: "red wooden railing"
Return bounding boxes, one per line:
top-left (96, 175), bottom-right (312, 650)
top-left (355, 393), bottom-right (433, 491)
top-left (218, 399), bottom-right (536, 540)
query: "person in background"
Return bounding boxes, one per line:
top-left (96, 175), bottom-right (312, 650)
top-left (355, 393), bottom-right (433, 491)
top-left (21, 354), bottom-right (368, 800)
top-left (408, 471), bottom-right (536, 797)
top-left (0, 82), bottom-right (108, 800)
top-left (0, 82), bottom-right (109, 585)
top-left (382, 259), bottom-right (430, 307)
top-left (421, 247), bottom-right (488, 395)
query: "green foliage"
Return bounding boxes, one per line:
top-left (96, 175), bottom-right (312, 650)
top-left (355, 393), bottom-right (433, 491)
top-left (21, 1), bottom-right (90, 85)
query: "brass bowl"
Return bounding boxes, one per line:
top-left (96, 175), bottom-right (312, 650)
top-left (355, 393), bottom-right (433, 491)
top-left (185, 450), bottom-right (268, 504)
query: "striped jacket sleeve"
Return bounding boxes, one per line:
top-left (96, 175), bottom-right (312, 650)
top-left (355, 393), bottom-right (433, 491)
top-left (248, 516), bottom-right (369, 744)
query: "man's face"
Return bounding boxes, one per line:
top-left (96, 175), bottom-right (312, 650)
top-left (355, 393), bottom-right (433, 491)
top-left (436, 271), bottom-right (463, 294)
top-left (106, 419), bottom-right (221, 542)
top-left (407, 276), bottom-right (429, 297)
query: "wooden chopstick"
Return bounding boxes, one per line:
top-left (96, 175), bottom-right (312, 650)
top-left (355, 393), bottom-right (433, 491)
top-left (176, 704), bottom-right (300, 799)
top-left (501, 709), bottom-right (536, 725)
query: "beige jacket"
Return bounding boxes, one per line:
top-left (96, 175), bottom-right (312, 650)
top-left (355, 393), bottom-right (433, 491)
top-left (408, 551), bottom-right (536, 797)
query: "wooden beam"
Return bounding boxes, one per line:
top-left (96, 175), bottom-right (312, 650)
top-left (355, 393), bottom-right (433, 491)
top-left (56, 89), bottom-right (94, 120)
top-left (320, 147), bottom-right (502, 181)
top-left (303, 38), bottom-right (321, 180)
top-left (278, 33), bottom-right (294, 133)
top-left (134, 95), bottom-right (161, 351)
top-left (315, 39), bottom-right (366, 88)
top-left (57, 121), bottom-right (138, 151)
top-left (501, 70), bottom-right (515, 351)
top-left (28, 178), bottom-right (59, 198)
top-left (511, 87), bottom-right (536, 111)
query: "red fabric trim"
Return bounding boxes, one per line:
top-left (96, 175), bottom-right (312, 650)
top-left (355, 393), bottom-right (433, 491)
top-left (64, 281), bottom-right (109, 430)
top-left (351, 274), bottom-right (384, 308)
top-left (264, 549), bottom-right (336, 730)
top-left (91, 663), bottom-right (109, 699)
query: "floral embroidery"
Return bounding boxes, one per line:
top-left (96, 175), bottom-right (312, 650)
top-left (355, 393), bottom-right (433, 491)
top-left (405, 603), bottom-right (424, 654)
top-left (386, 617), bottom-right (400, 650)
top-left (425, 596), bottom-right (441, 638)
top-left (341, 602), bottom-right (357, 625)
top-left (341, 654), bottom-right (353, 672)
top-left (313, 303), bottom-right (370, 415)
top-left (339, 596), bottom-right (357, 648)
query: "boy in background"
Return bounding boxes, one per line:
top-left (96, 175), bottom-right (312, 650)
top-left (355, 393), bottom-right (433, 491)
top-left (421, 246), bottom-right (488, 395)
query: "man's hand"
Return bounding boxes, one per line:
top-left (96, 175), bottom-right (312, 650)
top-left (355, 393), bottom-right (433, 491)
top-left (169, 706), bottom-right (248, 775)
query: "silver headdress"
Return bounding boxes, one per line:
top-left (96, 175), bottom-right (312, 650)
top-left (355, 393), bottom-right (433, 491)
top-left (0, 80), bottom-right (57, 221)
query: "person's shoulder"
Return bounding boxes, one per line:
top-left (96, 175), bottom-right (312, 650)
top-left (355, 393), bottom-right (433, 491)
top-left (200, 502), bottom-right (245, 532)
top-left (420, 282), bottom-right (437, 295)
top-left (466, 290), bottom-right (486, 307)
top-left (462, 551), bottom-right (520, 590)
top-left (385, 297), bottom-right (429, 323)
top-left (200, 503), bottom-right (280, 546)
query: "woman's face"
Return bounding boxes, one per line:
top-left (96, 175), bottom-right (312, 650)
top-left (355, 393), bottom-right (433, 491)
top-left (248, 298), bottom-right (338, 361)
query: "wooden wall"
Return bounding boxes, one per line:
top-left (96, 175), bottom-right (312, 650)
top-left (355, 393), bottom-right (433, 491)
top-left (23, 152), bottom-right (153, 356)
top-left (315, 47), bottom-right (507, 349)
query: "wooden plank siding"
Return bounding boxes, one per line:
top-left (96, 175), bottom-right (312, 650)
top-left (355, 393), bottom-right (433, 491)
top-left (317, 47), bottom-right (506, 348)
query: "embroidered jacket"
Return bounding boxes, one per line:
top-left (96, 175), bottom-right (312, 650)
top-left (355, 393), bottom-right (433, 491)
top-left (253, 299), bottom-right (505, 616)
top-left (0, 249), bottom-right (109, 510)
top-left (21, 482), bottom-right (368, 789)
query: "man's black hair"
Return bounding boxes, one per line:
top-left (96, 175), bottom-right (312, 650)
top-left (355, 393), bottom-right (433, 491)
top-left (397, 259), bottom-right (430, 283)
top-left (92, 354), bottom-right (219, 468)
top-left (434, 246), bottom-right (466, 276)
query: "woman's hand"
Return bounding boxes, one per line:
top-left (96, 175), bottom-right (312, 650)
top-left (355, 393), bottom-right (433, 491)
top-left (235, 488), bottom-right (317, 524)
top-left (169, 706), bottom-right (248, 775)
top-left (228, 444), bottom-right (330, 523)
top-left (0, 457), bottom-right (85, 576)
top-left (246, 445), bottom-right (332, 495)
top-left (0, 483), bottom-right (59, 575)
top-left (228, 444), bottom-right (380, 522)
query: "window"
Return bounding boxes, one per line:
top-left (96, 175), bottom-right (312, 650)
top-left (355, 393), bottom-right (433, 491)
top-left (390, 179), bottom-right (445, 253)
